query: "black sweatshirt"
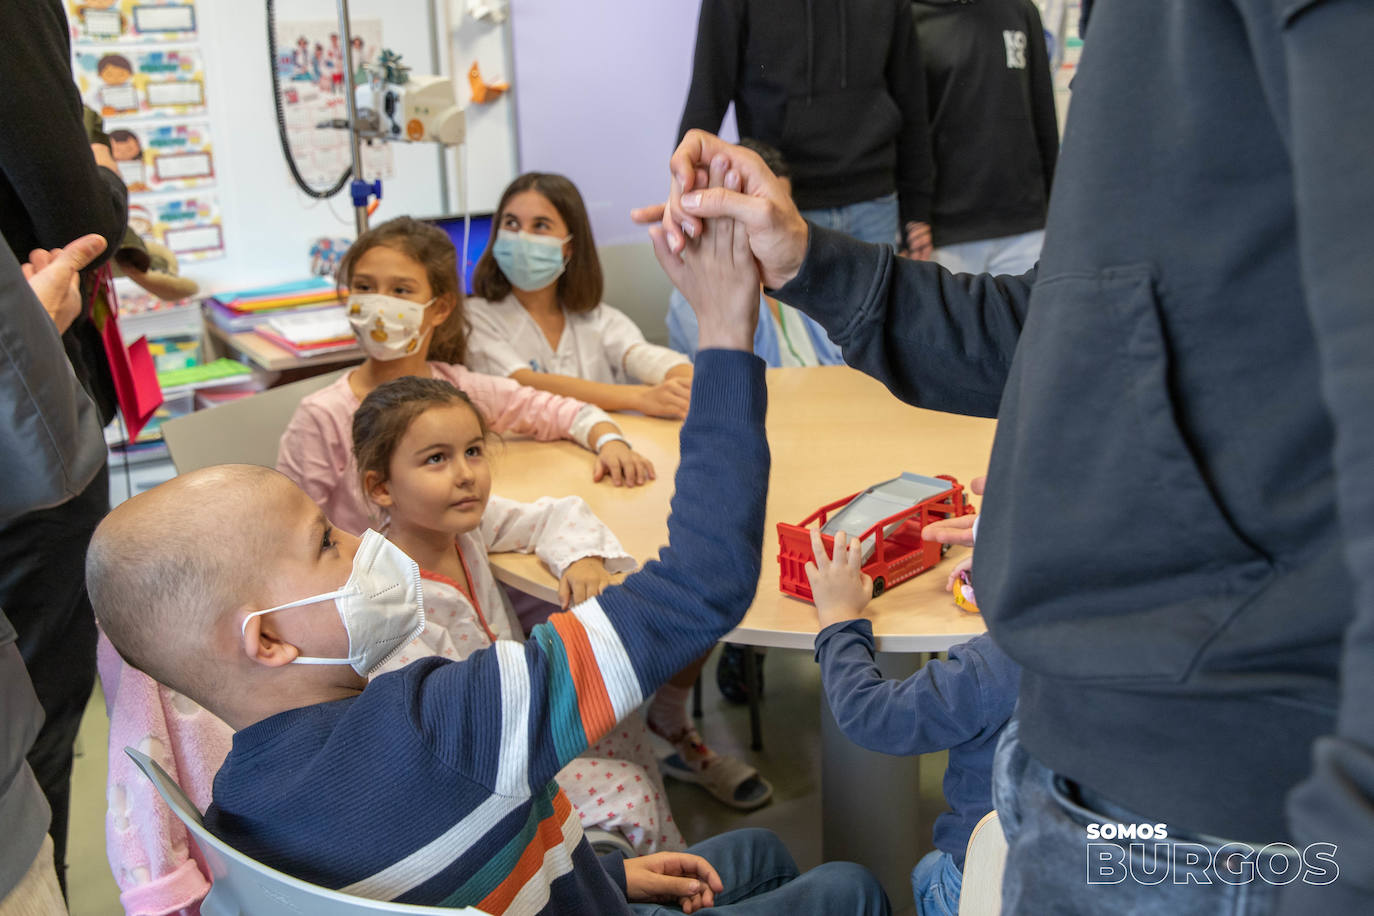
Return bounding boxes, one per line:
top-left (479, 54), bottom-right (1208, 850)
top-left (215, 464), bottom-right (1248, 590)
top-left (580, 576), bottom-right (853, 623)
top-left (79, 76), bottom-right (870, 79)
top-left (678, 0), bottom-right (934, 226)
top-left (775, 0), bottom-right (1374, 909)
top-left (0, 0), bottom-right (129, 424)
top-left (912, 0), bottom-right (1058, 247)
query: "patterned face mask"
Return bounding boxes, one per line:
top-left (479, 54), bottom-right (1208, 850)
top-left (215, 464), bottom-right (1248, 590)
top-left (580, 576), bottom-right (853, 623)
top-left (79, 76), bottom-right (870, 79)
top-left (346, 293), bottom-right (436, 360)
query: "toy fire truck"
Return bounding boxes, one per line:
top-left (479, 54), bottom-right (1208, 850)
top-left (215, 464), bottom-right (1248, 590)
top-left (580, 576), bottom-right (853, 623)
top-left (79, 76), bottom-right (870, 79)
top-left (777, 472), bottom-right (975, 602)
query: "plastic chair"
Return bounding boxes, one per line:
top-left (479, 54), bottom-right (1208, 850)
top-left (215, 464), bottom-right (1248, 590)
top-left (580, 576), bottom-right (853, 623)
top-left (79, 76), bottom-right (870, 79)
top-left (161, 367), bottom-right (348, 473)
top-left (124, 747), bottom-right (490, 915)
top-left (957, 810), bottom-right (1007, 915)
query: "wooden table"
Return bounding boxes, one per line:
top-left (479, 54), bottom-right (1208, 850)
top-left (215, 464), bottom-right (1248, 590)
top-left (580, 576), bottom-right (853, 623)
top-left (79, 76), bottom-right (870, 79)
top-left (489, 365), bottom-right (992, 649)
top-left (489, 365), bottom-right (997, 902)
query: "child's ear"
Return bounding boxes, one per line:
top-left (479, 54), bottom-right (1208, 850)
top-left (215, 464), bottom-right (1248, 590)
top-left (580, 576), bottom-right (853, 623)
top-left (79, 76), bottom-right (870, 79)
top-left (429, 294), bottom-right (458, 327)
top-left (240, 612), bottom-right (300, 668)
top-left (363, 470), bottom-right (393, 509)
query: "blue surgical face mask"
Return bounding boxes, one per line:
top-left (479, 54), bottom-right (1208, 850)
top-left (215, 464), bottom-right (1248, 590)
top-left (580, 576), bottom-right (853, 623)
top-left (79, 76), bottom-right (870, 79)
top-left (491, 229), bottom-right (570, 292)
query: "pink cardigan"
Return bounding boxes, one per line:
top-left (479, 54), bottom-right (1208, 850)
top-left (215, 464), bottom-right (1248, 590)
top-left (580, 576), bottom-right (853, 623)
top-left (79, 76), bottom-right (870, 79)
top-left (276, 362), bottom-right (606, 535)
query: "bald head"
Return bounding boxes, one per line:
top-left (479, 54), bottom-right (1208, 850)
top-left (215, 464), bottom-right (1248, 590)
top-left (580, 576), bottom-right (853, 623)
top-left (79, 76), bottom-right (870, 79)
top-left (88, 465), bottom-right (299, 702)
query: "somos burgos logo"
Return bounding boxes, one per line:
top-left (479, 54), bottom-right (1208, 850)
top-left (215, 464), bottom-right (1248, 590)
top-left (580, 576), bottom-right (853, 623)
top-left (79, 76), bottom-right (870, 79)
top-left (1085, 823), bottom-right (1339, 887)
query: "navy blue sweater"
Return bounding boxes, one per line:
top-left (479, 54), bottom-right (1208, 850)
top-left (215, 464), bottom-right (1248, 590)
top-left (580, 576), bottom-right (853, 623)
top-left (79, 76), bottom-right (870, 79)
top-left (815, 621), bottom-right (1018, 867)
top-left (205, 351), bottom-right (769, 913)
top-left (777, 2), bottom-right (1374, 910)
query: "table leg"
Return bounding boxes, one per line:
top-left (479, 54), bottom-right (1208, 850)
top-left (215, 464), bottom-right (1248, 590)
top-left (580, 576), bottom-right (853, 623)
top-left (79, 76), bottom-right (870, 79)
top-left (821, 650), bottom-right (927, 908)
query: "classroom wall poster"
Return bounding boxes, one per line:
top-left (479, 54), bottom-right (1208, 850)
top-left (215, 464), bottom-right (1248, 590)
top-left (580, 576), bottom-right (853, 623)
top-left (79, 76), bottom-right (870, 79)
top-left (68, 0), bottom-right (197, 44)
top-left (273, 18), bottom-right (394, 186)
top-left (74, 46), bottom-right (207, 119)
top-left (130, 194), bottom-right (224, 262)
top-left (108, 121), bottom-right (215, 192)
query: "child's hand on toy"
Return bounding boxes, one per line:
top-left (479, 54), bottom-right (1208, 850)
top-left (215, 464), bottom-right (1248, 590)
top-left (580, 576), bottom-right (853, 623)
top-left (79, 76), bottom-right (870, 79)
top-left (559, 557), bottom-right (612, 609)
top-left (636, 376), bottom-right (692, 419)
top-left (922, 475), bottom-right (985, 548)
top-left (648, 152), bottom-right (761, 353)
top-left (594, 440), bottom-right (656, 488)
top-left (623, 851), bottom-right (724, 913)
top-left (946, 553), bottom-right (973, 592)
top-left (805, 528), bottom-right (873, 629)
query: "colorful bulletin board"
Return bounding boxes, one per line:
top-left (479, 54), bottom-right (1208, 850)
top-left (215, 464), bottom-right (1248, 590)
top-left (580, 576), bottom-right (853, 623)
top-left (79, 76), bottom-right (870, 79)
top-left (68, 0), bottom-right (223, 262)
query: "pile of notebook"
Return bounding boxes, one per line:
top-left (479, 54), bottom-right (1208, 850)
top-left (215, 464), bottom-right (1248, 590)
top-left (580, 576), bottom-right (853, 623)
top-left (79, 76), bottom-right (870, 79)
top-left (203, 278), bottom-right (357, 357)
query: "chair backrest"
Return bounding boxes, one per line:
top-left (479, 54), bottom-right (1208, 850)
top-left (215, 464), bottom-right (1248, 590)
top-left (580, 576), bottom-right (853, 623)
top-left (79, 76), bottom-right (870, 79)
top-left (124, 747), bottom-right (488, 915)
top-left (161, 368), bottom-right (348, 473)
top-left (597, 242), bottom-right (673, 345)
top-left (957, 810), bottom-right (1008, 916)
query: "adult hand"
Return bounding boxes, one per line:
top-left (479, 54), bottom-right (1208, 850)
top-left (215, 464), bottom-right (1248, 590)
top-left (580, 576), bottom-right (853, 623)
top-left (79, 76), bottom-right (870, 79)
top-left (921, 476), bottom-right (986, 547)
top-left (558, 557), bottom-right (612, 609)
top-left (622, 851), bottom-right (724, 914)
top-left (22, 233), bottom-right (107, 333)
top-left (904, 221), bottom-right (933, 261)
top-left (632, 130), bottom-right (810, 290)
top-left (593, 440), bottom-right (655, 488)
top-left (91, 142), bottom-right (119, 176)
top-left (647, 151), bottom-right (762, 351)
top-left (806, 528), bottom-right (873, 629)
top-left (636, 377), bottom-right (692, 419)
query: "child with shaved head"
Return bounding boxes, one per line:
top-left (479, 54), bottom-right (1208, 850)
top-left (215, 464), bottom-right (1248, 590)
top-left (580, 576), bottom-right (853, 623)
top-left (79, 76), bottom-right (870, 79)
top-left (87, 199), bottom-right (890, 915)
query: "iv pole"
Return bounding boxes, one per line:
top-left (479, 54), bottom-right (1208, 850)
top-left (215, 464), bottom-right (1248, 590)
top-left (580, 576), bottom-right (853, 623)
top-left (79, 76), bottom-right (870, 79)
top-left (335, 0), bottom-right (379, 235)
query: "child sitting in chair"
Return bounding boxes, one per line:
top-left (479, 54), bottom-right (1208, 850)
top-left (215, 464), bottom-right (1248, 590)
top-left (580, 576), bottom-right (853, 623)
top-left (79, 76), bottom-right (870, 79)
top-left (807, 503), bottom-right (1019, 916)
top-left (87, 199), bottom-right (890, 914)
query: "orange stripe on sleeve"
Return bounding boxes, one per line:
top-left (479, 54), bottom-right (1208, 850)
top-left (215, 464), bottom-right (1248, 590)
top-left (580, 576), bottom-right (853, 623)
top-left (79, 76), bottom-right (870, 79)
top-left (549, 613), bottom-right (618, 743)
top-left (478, 791), bottom-right (578, 914)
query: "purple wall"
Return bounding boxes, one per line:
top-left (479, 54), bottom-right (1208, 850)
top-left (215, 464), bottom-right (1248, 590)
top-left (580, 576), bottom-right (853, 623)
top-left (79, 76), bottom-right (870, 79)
top-left (509, 2), bottom-right (736, 246)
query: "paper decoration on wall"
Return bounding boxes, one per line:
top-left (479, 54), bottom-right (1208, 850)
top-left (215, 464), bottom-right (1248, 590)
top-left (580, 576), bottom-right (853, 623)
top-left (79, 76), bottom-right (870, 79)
top-left (128, 194), bottom-right (224, 262)
top-left (107, 121), bottom-right (214, 192)
top-left (68, 0), bottom-right (196, 44)
top-left (74, 47), bottom-right (206, 118)
top-left (468, 61), bottom-right (508, 104)
top-left (274, 19), bottom-right (394, 186)
top-left (466, 0), bottom-right (508, 25)
top-left (309, 237), bottom-right (352, 277)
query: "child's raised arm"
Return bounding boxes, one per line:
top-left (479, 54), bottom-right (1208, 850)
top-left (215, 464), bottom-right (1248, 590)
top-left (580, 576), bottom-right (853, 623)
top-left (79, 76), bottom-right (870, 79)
top-left (405, 191), bottom-right (768, 793)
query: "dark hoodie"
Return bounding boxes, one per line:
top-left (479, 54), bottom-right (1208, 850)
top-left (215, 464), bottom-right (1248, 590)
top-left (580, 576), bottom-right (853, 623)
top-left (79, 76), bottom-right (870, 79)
top-left (775, 0), bottom-right (1374, 910)
top-left (912, 0), bottom-right (1059, 247)
top-left (678, 0), bottom-right (934, 226)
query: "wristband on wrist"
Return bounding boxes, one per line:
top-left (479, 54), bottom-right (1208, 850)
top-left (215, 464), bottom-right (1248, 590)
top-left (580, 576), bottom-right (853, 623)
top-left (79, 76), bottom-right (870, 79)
top-left (594, 432), bottom-right (629, 453)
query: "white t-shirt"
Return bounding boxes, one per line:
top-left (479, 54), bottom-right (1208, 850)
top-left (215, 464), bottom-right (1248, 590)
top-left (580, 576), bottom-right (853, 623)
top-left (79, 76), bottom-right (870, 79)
top-left (465, 295), bottom-right (689, 384)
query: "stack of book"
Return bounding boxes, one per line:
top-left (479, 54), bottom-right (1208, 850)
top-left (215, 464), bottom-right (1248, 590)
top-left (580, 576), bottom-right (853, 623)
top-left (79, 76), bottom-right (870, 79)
top-left (203, 277), bottom-right (358, 359)
top-left (256, 309), bottom-right (357, 358)
top-left (203, 278), bottom-right (344, 334)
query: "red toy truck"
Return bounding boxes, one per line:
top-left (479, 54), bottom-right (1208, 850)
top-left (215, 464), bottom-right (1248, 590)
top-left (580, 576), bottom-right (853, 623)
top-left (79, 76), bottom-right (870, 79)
top-left (777, 472), bottom-right (975, 602)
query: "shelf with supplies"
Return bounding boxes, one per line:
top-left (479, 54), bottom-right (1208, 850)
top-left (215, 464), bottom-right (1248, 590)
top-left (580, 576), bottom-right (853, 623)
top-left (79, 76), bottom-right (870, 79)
top-left (200, 277), bottom-right (363, 372)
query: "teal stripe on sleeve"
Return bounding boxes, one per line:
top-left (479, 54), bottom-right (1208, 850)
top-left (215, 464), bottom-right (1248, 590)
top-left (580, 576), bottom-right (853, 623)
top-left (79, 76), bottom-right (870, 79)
top-left (531, 623), bottom-right (589, 767)
top-left (439, 783), bottom-right (558, 907)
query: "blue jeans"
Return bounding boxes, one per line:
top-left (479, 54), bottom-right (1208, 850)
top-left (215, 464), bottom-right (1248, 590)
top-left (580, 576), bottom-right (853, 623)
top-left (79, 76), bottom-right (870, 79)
top-left (629, 828), bottom-right (889, 915)
top-left (800, 192), bottom-right (900, 250)
top-left (993, 718), bottom-right (1286, 914)
top-left (911, 849), bottom-right (962, 916)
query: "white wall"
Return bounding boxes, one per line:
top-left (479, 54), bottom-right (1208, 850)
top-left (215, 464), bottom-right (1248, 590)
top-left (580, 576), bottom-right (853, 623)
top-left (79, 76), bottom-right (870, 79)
top-left (187, 0), bottom-right (517, 293)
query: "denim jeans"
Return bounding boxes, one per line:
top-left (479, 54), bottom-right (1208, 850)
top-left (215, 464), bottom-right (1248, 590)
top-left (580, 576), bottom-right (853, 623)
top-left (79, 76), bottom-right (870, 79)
top-left (629, 828), bottom-right (890, 915)
top-left (993, 718), bottom-right (1286, 915)
top-left (800, 192), bottom-right (900, 250)
top-left (911, 849), bottom-right (962, 916)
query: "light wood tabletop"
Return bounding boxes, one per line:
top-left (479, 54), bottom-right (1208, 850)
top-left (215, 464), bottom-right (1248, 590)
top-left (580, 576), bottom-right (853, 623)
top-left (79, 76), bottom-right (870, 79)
top-left (488, 364), bottom-right (995, 652)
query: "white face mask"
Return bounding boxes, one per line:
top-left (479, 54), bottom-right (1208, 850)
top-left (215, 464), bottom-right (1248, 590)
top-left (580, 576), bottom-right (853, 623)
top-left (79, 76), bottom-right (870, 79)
top-left (241, 530), bottom-right (425, 678)
top-left (347, 293), bottom-right (436, 361)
